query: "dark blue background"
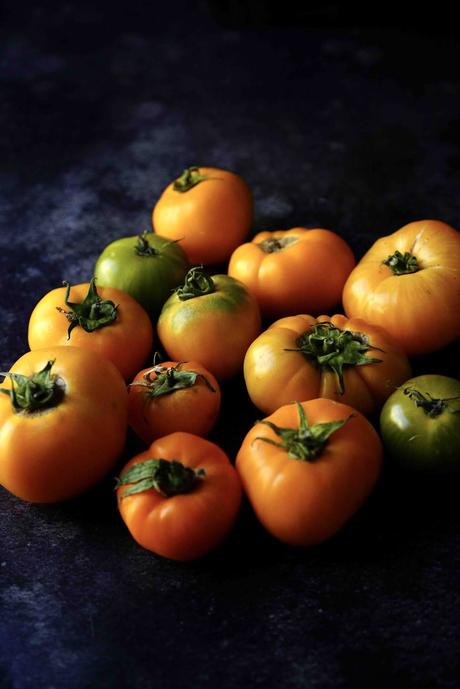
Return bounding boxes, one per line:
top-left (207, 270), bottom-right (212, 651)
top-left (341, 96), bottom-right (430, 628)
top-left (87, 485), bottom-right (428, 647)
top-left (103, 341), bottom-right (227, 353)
top-left (1, 3), bottom-right (460, 688)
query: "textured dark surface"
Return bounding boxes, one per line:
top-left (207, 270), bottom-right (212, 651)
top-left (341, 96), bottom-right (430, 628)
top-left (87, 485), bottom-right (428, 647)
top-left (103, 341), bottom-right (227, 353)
top-left (1, 3), bottom-right (460, 688)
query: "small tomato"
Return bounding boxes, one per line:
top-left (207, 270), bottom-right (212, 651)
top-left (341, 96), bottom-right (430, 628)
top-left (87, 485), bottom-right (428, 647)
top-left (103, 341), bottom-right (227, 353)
top-left (116, 432), bottom-right (242, 560)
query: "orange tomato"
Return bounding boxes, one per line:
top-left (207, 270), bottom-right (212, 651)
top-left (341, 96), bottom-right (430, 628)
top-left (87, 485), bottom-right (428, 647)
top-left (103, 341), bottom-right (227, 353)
top-left (0, 347), bottom-right (127, 503)
top-left (28, 278), bottom-right (154, 380)
top-left (228, 227), bottom-right (356, 318)
top-left (236, 398), bottom-right (383, 546)
top-left (116, 432), bottom-right (242, 560)
top-left (128, 360), bottom-right (221, 444)
top-left (342, 219), bottom-right (460, 354)
top-left (157, 268), bottom-right (261, 381)
top-left (244, 313), bottom-right (411, 416)
top-left (152, 166), bottom-right (253, 265)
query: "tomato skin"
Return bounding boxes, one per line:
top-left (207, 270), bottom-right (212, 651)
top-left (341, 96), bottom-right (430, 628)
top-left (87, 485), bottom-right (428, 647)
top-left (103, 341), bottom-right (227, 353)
top-left (228, 227), bottom-right (356, 318)
top-left (94, 233), bottom-right (189, 319)
top-left (244, 313), bottom-right (411, 416)
top-left (342, 219), bottom-right (460, 354)
top-left (236, 398), bottom-right (383, 546)
top-left (152, 166), bottom-right (253, 265)
top-left (0, 347), bottom-right (127, 503)
top-left (128, 361), bottom-right (221, 444)
top-left (28, 282), bottom-right (154, 381)
top-left (380, 375), bottom-right (460, 473)
top-left (157, 274), bottom-right (261, 381)
top-left (116, 432), bottom-right (242, 560)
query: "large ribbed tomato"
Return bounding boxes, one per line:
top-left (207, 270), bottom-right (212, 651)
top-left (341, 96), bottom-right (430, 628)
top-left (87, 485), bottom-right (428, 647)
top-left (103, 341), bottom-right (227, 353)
top-left (0, 347), bottom-right (127, 503)
top-left (244, 313), bottom-right (411, 416)
top-left (342, 219), bottom-right (460, 354)
top-left (228, 227), bottom-right (355, 318)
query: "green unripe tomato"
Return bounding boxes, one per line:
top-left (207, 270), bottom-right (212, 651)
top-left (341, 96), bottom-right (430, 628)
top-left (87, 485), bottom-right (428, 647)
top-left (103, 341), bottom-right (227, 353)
top-left (380, 374), bottom-right (460, 473)
top-left (94, 232), bottom-right (189, 320)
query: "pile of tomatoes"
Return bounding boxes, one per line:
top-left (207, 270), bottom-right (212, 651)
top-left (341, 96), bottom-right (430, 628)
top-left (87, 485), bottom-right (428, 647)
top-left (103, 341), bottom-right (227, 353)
top-left (1, 165), bottom-right (460, 561)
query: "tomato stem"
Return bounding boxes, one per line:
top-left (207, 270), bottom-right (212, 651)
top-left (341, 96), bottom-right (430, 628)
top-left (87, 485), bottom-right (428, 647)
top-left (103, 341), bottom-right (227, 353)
top-left (0, 360), bottom-right (65, 413)
top-left (403, 386), bottom-right (460, 418)
top-left (134, 231), bottom-right (159, 256)
top-left (383, 250), bottom-right (420, 275)
top-left (176, 267), bottom-right (216, 300)
top-left (56, 278), bottom-right (118, 339)
top-left (116, 458), bottom-right (206, 498)
top-left (258, 236), bottom-right (298, 253)
top-left (129, 362), bottom-right (216, 398)
top-left (254, 401), bottom-right (351, 461)
top-left (173, 166), bottom-right (210, 192)
top-left (285, 322), bottom-right (382, 394)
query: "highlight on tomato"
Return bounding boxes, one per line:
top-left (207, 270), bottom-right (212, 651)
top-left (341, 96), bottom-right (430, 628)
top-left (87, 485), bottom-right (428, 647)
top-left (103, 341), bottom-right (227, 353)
top-left (128, 359), bottom-right (221, 444)
top-left (342, 219), bottom-right (460, 355)
top-left (116, 432), bottom-right (242, 560)
top-left (236, 398), bottom-right (383, 546)
top-left (28, 278), bottom-right (154, 380)
top-left (94, 231), bottom-right (189, 320)
top-left (228, 227), bottom-right (355, 318)
top-left (152, 166), bottom-right (253, 265)
top-left (157, 266), bottom-right (261, 381)
top-left (0, 347), bottom-right (128, 503)
top-left (243, 313), bottom-right (411, 416)
top-left (380, 374), bottom-right (460, 473)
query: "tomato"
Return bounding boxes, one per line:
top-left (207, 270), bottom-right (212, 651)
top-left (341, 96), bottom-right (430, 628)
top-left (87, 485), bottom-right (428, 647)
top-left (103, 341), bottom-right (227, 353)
top-left (342, 219), bottom-right (460, 354)
top-left (236, 398), bottom-right (382, 546)
top-left (28, 278), bottom-right (154, 380)
top-left (94, 232), bottom-right (189, 319)
top-left (116, 432), bottom-right (242, 560)
top-left (152, 166), bottom-right (253, 265)
top-left (228, 227), bottom-right (355, 318)
top-left (157, 267), bottom-right (261, 381)
top-left (244, 313), bottom-right (411, 416)
top-left (0, 347), bottom-right (127, 503)
top-left (128, 360), bottom-right (221, 444)
top-left (380, 374), bottom-right (460, 473)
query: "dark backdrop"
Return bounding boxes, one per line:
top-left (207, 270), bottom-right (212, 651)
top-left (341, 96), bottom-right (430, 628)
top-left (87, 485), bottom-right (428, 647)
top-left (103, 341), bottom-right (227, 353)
top-left (1, 2), bottom-right (460, 688)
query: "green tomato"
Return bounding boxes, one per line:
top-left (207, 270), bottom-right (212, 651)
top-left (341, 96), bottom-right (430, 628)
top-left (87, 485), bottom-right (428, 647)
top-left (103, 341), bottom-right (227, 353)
top-left (94, 232), bottom-right (189, 319)
top-left (380, 374), bottom-right (460, 473)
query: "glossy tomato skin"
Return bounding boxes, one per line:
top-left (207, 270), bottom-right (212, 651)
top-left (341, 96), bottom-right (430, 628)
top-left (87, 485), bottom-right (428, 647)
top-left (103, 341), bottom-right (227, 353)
top-left (0, 347), bottom-right (128, 503)
top-left (342, 219), bottom-right (460, 354)
top-left (94, 233), bottom-right (189, 319)
top-left (128, 361), bottom-right (221, 444)
top-left (152, 166), bottom-right (253, 265)
top-left (157, 275), bottom-right (261, 381)
top-left (228, 227), bottom-right (355, 318)
top-left (28, 282), bottom-right (153, 380)
top-left (244, 313), bottom-right (411, 416)
top-left (380, 375), bottom-right (460, 473)
top-left (116, 432), bottom-right (242, 560)
top-left (236, 398), bottom-right (383, 546)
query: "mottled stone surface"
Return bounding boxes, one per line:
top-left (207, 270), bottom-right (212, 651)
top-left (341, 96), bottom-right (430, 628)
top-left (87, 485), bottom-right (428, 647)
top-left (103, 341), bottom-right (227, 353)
top-left (1, 3), bottom-right (460, 688)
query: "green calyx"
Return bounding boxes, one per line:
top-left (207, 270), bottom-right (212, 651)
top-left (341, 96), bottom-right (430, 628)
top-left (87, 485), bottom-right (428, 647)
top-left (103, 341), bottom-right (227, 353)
top-left (403, 386), bottom-right (460, 418)
top-left (176, 267), bottom-right (216, 301)
top-left (130, 361), bottom-right (216, 398)
top-left (116, 458), bottom-right (206, 499)
top-left (258, 236), bottom-right (299, 253)
top-left (383, 250), bottom-right (420, 275)
top-left (56, 278), bottom-right (118, 339)
top-left (0, 359), bottom-right (64, 413)
top-left (173, 166), bottom-right (210, 193)
top-left (286, 321), bottom-right (382, 394)
top-left (254, 401), bottom-right (351, 462)
top-left (134, 231), bottom-right (159, 256)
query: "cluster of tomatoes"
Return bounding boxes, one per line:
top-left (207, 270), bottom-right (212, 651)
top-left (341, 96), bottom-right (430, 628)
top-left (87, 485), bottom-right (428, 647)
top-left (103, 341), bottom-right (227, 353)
top-left (1, 165), bottom-right (460, 561)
